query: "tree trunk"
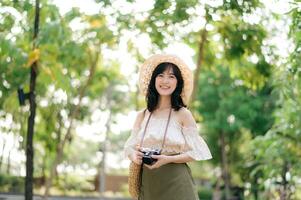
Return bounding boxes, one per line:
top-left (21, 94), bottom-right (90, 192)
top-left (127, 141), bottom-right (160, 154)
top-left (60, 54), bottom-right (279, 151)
top-left (43, 48), bottom-right (100, 199)
top-left (6, 148), bottom-right (11, 174)
top-left (99, 110), bottom-right (112, 195)
top-left (213, 178), bottom-right (222, 200)
top-left (220, 132), bottom-right (231, 200)
top-left (7, 132), bottom-right (17, 174)
top-left (25, 0), bottom-right (40, 199)
top-left (134, 52), bottom-right (144, 110)
top-left (0, 135), bottom-right (6, 171)
top-left (2, 121), bottom-right (14, 173)
top-left (190, 25), bottom-right (208, 104)
top-left (41, 155), bottom-right (46, 186)
top-left (99, 136), bottom-right (107, 195)
top-left (251, 173), bottom-right (259, 200)
top-left (280, 161), bottom-right (289, 200)
top-left (55, 113), bottom-right (63, 179)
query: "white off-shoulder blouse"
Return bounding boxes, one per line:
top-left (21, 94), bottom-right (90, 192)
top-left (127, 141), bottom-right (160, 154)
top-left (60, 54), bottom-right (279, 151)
top-left (124, 110), bottom-right (212, 161)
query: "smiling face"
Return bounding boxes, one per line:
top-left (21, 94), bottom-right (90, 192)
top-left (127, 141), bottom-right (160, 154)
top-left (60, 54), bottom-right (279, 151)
top-left (155, 66), bottom-right (178, 97)
top-left (146, 62), bottom-right (185, 112)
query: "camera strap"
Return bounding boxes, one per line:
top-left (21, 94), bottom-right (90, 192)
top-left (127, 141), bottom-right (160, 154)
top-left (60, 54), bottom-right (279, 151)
top-left (139, 110), bottom-right (152, 147)
top-left (160, 108), bottom-right (172, 152)
top-left (139, 108), bottom-right (172, 152)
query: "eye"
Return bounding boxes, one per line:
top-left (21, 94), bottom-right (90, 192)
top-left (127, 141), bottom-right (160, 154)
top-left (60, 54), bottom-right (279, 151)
top-left (169, 75), bottom-right (176, 79)
top-left (157, 74), bottom-right (164, 77)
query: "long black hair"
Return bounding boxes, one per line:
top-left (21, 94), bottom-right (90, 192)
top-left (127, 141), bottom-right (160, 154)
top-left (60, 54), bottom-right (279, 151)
top-left (146, 62), bottom-right (186, 112)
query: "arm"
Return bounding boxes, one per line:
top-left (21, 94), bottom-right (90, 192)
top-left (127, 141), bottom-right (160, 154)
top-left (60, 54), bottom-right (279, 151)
top-left (124, 109), bottom-right (146, 164)
top-left (144, 154), bottom-right (193, 169)
top-left (168, 153), bottom-right (194, 163)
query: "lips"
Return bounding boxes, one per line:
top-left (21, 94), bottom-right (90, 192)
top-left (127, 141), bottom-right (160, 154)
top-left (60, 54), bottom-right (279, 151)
top-left (160, 85), bottom-right (170, 89)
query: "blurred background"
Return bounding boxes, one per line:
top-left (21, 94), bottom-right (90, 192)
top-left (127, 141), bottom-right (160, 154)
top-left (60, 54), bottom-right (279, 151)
top-left (0, 0), bottom-right (300, 200)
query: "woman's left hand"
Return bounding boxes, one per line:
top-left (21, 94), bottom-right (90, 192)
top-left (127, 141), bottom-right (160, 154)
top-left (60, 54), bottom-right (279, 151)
top-left (144, 154), bottom-right (172, 169)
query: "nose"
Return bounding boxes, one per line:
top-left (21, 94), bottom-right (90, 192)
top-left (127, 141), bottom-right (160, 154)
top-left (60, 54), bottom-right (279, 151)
top-left (162, 76), bottom-right (169, 84)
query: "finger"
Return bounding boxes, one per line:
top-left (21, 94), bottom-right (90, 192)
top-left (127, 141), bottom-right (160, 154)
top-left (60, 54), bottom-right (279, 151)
top-left (137, 152), bottom-right (144, 156)
top-left (134, 151), bottom-right (143, 156)
top-left (151, 155), bottom-right (161, 159)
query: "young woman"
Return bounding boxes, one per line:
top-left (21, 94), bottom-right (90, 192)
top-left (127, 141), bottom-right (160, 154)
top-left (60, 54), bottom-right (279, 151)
top-left (124, 54), bottom-right (212, 200)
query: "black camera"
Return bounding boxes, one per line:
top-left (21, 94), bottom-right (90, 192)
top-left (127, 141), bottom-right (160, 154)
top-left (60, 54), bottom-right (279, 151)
top-left (141, 149), bottom-right (161, 165)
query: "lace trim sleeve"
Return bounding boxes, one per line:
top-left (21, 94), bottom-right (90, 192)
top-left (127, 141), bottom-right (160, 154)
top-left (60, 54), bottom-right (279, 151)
top-left (123, 109), bottom-right (146, 159)
top-left (182, 126), bottom-right (212, 161)
top-left (123, 127), bottom-right (140, 159)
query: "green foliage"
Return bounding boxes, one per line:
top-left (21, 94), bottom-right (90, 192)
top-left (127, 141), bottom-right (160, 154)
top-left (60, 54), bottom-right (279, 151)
top-left (198, 187), bottom-right (213, 200)
top-left (0, 0), bottom-right (129, 193)
top-left (0, 174), bottom-right (24, 193)
top-left (289, 5), bottom-right (301, 74)
top-left (240, 2), bottom-right (301, 198)
top-left (217, 17), bottom-right (266, 59)
top-left (197, 65), bottom-right (274, 165)
top-left (119, 0), bottom-right (200, 49)
top-left (218, 0), bottom-right (261, 14)
top-left (56, 174), bottom-right (94, 192)
top-left (1, 0), bottom-right (300, 198)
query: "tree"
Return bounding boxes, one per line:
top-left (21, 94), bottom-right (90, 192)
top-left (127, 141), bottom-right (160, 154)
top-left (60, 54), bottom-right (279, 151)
top-left (24, 0), bottom-right (40, 199)
top-left (246, 2), bottom-right (301, 199)
top-left (197, 64), bottom-right (275, 199)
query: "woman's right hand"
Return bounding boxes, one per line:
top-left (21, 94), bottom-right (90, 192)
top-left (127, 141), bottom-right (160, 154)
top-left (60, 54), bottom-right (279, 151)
top-left (131, 144), bottom-right (144, 165)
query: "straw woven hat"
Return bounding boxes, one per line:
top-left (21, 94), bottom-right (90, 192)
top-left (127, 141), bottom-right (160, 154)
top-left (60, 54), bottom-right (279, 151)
top-left (139, 54), bottom-right (193, 104)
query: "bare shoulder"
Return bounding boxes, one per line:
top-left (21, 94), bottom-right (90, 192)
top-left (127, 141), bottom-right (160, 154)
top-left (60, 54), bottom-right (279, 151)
top-left (176, 107), bottom-right (195, 126)
top-left (136, 109), bottom-right (147, 122)
top-left (177, 107), bottom-right (193, 118)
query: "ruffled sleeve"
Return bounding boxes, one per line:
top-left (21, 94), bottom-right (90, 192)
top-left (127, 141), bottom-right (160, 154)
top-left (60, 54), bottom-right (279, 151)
top-left (124, 127), bottom-right (140, 159)
top-left (123, 109), bottom-right (147, 159)
top-left (182, 126), bottom-right (212, 161)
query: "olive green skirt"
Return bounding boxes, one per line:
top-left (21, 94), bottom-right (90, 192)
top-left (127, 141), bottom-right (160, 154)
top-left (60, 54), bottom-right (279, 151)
top-left (139, 163), bottom-right (199, 200)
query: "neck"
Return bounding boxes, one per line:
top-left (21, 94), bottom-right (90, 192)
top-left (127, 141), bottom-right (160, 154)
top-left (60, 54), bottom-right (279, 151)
top-left (157, 96), bottom-right (171, 110)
